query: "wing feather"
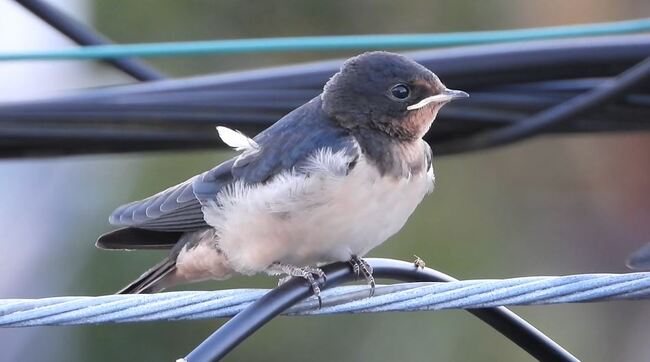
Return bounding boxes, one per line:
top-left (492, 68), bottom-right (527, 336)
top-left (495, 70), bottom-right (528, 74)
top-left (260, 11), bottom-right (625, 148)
top-left (109, 177), bottom-right (207, 231)
top-left (106, 97), bottom-right (358, 234)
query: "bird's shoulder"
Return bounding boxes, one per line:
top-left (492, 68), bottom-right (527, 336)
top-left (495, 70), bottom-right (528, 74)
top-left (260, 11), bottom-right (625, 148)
top-left (227, 96), bottom-right (358, 184)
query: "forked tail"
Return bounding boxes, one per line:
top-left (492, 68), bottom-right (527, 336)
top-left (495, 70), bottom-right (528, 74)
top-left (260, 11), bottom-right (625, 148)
top-left (117, 257), bottom-right (177, 294)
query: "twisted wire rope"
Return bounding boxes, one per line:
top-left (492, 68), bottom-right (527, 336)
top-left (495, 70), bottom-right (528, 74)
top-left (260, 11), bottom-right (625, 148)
top-left (2, 272), bottom-right (648, 327)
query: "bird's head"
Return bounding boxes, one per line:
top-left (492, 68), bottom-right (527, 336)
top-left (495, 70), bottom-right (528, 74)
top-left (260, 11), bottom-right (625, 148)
top-left (322, 51), bottom-right (468, 140)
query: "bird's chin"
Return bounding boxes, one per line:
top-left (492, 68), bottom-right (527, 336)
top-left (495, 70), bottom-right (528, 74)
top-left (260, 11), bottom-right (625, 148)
top-left (401, 104), bottom-right (441, 139)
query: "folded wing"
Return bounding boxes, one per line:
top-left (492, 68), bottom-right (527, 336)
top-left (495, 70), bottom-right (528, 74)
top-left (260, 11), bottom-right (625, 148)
top-left (99, 97), bottom-right (358, 248)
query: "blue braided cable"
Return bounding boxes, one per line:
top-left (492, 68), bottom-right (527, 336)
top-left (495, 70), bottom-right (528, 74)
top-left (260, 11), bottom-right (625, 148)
top-left (1, 272), bottom-right (648, 327)
top-left (1, 18), bottom-right (650, 61)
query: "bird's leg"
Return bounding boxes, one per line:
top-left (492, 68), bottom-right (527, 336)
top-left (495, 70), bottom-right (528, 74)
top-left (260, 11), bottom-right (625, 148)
top-left (349, 255), bottom-right (375, 297)
top-left (269, 263), bottom-right (326, 307)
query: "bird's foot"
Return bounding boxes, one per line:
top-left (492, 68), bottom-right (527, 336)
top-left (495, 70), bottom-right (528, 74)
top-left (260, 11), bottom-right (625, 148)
top-left (413, 254), bottom-right (426, 269)
top-left (271, 263), bottom-right (326, 307)
top-left (349, 255), bottom-right (375, 297)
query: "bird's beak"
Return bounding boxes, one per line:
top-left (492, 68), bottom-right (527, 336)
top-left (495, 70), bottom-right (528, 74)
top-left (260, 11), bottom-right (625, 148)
top-left (407, 88), bottom-right (469, 111)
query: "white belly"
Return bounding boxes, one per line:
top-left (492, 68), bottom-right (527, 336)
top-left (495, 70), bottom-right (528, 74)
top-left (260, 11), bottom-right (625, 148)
top-left (203, 148), bottom-right (434, 275)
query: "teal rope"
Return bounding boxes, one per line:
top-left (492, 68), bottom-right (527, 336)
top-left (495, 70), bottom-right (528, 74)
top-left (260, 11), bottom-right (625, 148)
top-left (2, 18), bottom-right (650, 61)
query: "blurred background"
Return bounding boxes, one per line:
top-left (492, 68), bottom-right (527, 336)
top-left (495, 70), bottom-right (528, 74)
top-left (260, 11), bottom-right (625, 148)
top-left (1, 0), bottom-right (649, 361)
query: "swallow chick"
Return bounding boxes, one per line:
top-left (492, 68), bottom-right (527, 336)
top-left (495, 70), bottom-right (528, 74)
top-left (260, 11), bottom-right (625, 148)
top-left (97, 51), bottom-right (468, 298)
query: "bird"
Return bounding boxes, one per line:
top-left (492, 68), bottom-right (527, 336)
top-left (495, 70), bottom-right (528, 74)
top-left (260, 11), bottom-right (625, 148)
top-left (97, 51), bottom-right (468, 298)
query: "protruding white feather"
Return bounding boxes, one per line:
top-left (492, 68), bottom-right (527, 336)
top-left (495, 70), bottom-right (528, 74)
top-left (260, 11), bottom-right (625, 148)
top-left (216, 126), bottom-right (259, 151)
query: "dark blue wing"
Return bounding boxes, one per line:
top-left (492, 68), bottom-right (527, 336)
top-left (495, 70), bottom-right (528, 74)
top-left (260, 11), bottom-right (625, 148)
top-left (108, 97), bottom-right (358, 232)
top-left (108, 176), bottom-right (207, 232)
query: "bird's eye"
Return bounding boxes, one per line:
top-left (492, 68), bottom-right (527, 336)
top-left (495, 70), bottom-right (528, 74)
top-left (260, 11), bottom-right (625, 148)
top-left (390, 84), bottom-right (410, 100)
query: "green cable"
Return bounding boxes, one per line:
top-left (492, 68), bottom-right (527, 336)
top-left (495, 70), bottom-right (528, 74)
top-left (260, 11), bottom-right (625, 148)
top-left (2, 17), bottom-right (650, 61)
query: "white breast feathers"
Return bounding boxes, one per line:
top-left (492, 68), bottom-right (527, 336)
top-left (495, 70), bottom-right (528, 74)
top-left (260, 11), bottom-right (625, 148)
top-left (202, 143), bottom-right (434, 276)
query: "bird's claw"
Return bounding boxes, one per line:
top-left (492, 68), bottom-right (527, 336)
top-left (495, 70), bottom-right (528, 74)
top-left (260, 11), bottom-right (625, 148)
top-left (272, 263), bottom-right (326, 308)
top-left (303, 265), bottom-right (327, 284)
top-left (277, 275), bottom-right (292, 286)
top-left (349, 255), bottom-right (375, 297)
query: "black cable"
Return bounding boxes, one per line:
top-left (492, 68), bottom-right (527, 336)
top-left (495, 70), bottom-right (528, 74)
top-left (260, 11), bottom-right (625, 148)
top-left (2, 82), bottom-right (647, 157)
top-left (0, 36), bottom-right (649, 157)
top-left (436, 56), bottom-right (650, 154)
top-left (14, 0), bottom-right (165, 81)
top-left (185, 258), bottom-right (578, 362)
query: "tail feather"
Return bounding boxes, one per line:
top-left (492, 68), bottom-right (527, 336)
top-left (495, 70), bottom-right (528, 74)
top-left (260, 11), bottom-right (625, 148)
top-left (97, 228), bottom-right (182, 250)
top-left (117, 257), bottom-right (177, 294)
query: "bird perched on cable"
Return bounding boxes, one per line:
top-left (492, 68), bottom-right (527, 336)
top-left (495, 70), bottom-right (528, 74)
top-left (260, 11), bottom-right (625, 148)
top-left (97, 51), bottom-right (468, 298)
